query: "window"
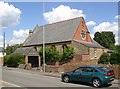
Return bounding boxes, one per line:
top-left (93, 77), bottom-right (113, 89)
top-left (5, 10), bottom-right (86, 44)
top-left (94, 49), bottom-right (97, 58)
top-left (97, 67), bottom-right (109, 72)
top-left (62, 44), bottom-right (67, 49)
top-left (51, 45), bottom-right (56, 49)
top-left (84, 68), bottom-right (94, 72)
top-left (82, 21), bottom-right (84, 27)
top-left (94, 69), bottom-right (98, 72)
top-left (81, 30), bottom-right (86, 40)
top-left (74, 68), bottom-right (84, 73)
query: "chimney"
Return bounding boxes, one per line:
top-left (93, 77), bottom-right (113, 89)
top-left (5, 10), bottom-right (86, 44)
top-left (29, 30), bottom-right (33, 36)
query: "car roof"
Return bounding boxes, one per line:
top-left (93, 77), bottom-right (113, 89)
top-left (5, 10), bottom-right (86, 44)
top-left (80, 66), bottom-right (101, 68)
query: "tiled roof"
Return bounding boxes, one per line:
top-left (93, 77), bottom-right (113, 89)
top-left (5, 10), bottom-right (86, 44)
top-left (13, 47), bottom-right (39, 56)
top-left (23, 17), bottom-right (83, 46)
top-left (73, 40), bottom-right (105, 48)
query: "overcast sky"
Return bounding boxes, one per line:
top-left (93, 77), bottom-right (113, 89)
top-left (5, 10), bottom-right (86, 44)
top-left (0, 2), bottom-right (119, 46)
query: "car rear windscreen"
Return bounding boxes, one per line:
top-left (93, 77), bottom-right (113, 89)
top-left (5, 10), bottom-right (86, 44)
top-left (97, 67), bottom-right (109, 72)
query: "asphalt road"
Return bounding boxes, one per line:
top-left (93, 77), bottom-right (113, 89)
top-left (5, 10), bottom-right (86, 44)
top-left (2, 68), bottom-right (119, 88)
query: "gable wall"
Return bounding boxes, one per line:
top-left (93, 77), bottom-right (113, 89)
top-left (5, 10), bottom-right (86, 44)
top-left (72, 18), bottom-right (92, 42)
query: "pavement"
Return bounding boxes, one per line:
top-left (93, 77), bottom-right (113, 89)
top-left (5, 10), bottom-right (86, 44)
top-left (2, 66), bottom-right (61, 78)
top-left (2, 67), bottom-right (120, 84)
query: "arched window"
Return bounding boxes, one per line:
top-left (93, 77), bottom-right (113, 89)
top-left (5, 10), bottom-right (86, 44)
top-left (51, 45), bottom-right (56, 49)
top-left (82, 21), bottom-right (84, 27)
top-left (62, 44), bottom-right (67, 49)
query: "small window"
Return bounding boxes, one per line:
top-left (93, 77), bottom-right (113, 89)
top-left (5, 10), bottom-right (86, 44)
top-left (62, 44), bottom-right (67, 49)
top-left (82, 21), bottom-right (84, 27)
top-left (84, 68), bottom-right (94, 72)
top-left (74, 69), bottom-right (81, 73)
top-left (74, 67), bottom-right (84, 72)
top-left (51, 45), bottom-right (56, 49)
top-left (97, 67), bottom-right (109, 72)
top-left (93, 69), bottom-right (98, 72)
top-left (94, 49), bottom-right (97, 58)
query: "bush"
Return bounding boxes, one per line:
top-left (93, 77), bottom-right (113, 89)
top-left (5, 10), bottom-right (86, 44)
top-left (39, 46), bottom-right (75, 62)
top-left (39, 46), bottom-right (61, 62)
top-left (61, 46), bottom-right (75, 61)
top-left (98, 53), bottom-right (110, 64)
top-left (110, 52), bottom-right (120, 64)
top-left (4, 53), bottom-right (25, 67)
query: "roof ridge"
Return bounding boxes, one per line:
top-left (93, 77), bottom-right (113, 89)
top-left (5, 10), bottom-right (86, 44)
top-left (38, 17), bottom-right (84, 27)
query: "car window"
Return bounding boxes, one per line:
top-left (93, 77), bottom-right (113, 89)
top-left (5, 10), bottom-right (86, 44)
top-left (74, 68), bottom-right (84, 72)
top-left (84, 68), bottom-right (94, 72)
top-left (94, 69), bottom-right (98, 72)
top-left (97, 67), bottom-right (109, 72)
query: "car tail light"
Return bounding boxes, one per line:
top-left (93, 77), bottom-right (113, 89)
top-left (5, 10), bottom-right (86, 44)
top-left (104, 73), bottom-right (111, 76)
top-left (110, 72), bottom-right (114, 75)
top-left (104, 72), bottom-right (114, 76)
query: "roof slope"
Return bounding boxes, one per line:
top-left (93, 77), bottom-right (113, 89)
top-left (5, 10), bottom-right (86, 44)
top-left (23, 17), bottom-right (82, 46)
top-left (13, 47), bottom-right (39, 56)
top-left (73, 40), bottom-right (105, 48)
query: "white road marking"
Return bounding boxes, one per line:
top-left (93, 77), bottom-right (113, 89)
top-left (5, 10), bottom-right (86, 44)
top-left (1, 80), bottom-right (21, 87)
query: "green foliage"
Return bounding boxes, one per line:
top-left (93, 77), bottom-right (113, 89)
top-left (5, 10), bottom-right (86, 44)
top-left (98, 53), bottom-right (110, 64)
top-left (39, 46), bottom-right (75, 62)
top-left (61, 46), bottom-right (75, 61)
top-left (39, 46), bottom-right (61, 62)
top-left (5, 44), bottom-right (22, 55)
top-left (94, 31), bottom-right (115, 49)
top-left (4, 53), bottom-right (25, 67)
top-left (110, 52), bottom-right (120, 64)
top-left (115, 45), bottom-right (120, 53)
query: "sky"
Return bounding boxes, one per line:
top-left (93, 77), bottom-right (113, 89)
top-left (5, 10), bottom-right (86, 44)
top-left (0, 2), bottom-right (119, 47)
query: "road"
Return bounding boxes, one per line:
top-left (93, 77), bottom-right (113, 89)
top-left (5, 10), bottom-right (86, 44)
top-left (1, 68), bottom-right (119, 88)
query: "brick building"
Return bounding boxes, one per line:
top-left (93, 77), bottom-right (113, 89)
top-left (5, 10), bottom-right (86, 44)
top-left (15, 17), bottom-right (107, 68)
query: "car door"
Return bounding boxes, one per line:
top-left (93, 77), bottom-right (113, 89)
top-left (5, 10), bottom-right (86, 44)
top-left (80, 67), bottom-right (94, 82)
top-left (71, 68), bottom-right (83, 82)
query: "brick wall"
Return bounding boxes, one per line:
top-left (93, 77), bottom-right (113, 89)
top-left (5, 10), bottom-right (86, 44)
top-left (45, 54), bottom-right (98, 73)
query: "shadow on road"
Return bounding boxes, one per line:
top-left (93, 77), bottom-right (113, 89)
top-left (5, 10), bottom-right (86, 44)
top-left (63, 81), bottom-right (113, 88)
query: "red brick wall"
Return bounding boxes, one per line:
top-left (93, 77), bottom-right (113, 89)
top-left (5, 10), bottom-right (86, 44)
top-left (81, 54), bottom-right (90, 61)
top-left (72, 18), bottom-right (92, 42)
top-left (45, 54), bottom-right (98, 72)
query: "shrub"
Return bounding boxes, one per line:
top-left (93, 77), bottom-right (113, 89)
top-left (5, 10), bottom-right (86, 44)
top-left (39, 46), bottom-right (61, 62)
top-left (110, 52), bottom-right (120, 64)
top-left (39, 46), bottom-right (75, 62)
top-left (61, 46), bottom-right (75, 61)
top-left (98, 53), bottom-right (110, 64)
top-left (4, 53), bottom-right (25, 67)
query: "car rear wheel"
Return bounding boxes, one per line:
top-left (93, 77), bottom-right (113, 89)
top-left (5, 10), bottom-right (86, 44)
top-left (63, 75), bottom-right (70, 83)
top-left (92, 78), bottom-right (101, 87)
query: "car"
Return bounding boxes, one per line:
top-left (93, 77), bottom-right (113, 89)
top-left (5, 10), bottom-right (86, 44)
top-left (61, 66), bottom-right (115, 87)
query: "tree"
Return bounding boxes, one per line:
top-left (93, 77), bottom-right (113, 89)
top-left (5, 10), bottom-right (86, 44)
top-left (115, 45), bottom-right (120, 53)
top-left (94, 31), bottom-right (115, 49)
top-left (98, 53), bottom-right (110, 64)
top-left (4, 53), bottom-right (25, 67)
top-left (5, 44), bottom-right (22, 55)
top-left (110, 52), bottom-right (120, 64)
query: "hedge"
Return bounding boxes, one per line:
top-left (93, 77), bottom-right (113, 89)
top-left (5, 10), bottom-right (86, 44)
top-left (4, 53), bottom-right (25, 67)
